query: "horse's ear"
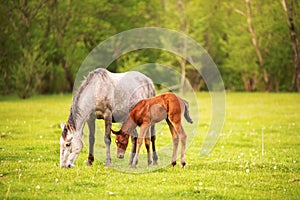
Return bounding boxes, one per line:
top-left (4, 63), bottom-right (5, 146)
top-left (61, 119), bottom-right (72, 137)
top-left (111, 129), bottom-right (121, 135)
top-left (60, 122), bottom-right (65, 131)
top-left (66, 122), bottom-right (71, 131)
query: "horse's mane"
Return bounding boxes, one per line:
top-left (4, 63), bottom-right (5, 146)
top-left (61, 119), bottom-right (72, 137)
top-left (67, 68), bottom-right (108, 130)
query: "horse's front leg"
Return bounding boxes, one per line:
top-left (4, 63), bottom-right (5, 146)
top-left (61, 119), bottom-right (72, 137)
top-left (87, 117), bottom-right (95, 166)
top-left (132, 126), bottom-right (149, 168)
top-left (104, 114), bottom-right (112, 166)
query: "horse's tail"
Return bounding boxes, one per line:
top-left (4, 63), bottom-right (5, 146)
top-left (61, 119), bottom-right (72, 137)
top-left (183, 100), bottom-right (193, 124)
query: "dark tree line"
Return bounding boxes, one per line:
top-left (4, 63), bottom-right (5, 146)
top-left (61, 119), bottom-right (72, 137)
top-left (1, 0), bottom-right (299, 98)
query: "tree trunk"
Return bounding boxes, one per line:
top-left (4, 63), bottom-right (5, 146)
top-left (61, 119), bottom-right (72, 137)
top-left (177, 0), bottom-right (187, 95)
top-left (242, 75), bottom-right (255, 92)
top-left (281, 0), bottom-right (300, 92)
top-left (245, 0), bottom-right (269, 90)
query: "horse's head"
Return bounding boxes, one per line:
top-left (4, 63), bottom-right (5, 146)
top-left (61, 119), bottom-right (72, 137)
top-left (60, 122), bottom-right (74, 167)
top-left (111, 129), bottom-right (130, 159)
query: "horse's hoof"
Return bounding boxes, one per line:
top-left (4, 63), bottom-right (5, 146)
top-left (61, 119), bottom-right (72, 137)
top-left (86, 161), bottom-right (93, 166)
top-left (104, 158), bottom-right (111, 167)
top-left (171, 161), bottom-right (176, 167)
top-left (153, 154), bottom-right (158, 162)
top-left (105, 162), bottom-right (112, 167)
top-left (148, 160), bottom-right (152, 166)
top-left (153, 160), bottom-right (158, 166)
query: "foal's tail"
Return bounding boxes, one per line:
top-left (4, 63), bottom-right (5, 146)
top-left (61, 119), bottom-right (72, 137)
top-left (183, 100), bottom-right (193, 124)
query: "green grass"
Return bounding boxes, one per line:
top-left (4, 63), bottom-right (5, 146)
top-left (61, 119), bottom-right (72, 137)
top-left (0, 93), bottom-right (299, 199)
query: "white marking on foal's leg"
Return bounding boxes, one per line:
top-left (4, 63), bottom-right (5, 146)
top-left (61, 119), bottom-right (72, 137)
top-left (132, 126), bottom-right (148, 168)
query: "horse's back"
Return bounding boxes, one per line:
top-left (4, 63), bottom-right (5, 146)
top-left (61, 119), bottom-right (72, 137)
top-left (107, 70), bottom-right (155, 122)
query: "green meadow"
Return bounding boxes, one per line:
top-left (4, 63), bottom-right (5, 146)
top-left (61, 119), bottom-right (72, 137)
top-left (0, 93), bottom-right (299, 199)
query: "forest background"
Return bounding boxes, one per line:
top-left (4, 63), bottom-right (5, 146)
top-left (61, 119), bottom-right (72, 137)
top-left (1, 0), bottom-right (300, 98)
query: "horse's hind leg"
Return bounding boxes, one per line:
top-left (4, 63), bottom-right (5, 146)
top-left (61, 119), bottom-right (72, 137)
top-left (151, 125), bottom-right (158, 165)
top-left (87, 117), bottom-right (95, 166)
top-left (104, 114), bottom-right (112, 166)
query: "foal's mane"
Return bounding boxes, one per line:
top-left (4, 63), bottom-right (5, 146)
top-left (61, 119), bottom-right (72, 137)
top-left (67, 68), bottom-right (108, 130)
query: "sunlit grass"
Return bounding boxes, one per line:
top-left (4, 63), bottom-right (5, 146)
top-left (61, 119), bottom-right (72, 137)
top-left (0, 93), bottom-right (299, 199)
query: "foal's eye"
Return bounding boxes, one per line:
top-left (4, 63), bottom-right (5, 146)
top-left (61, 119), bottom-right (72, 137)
top-left (66, 143), bottom-right (71, 147)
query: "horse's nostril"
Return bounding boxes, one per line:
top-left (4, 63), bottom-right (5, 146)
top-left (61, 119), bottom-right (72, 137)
top-left (118, 155), bottom-right (124, 159)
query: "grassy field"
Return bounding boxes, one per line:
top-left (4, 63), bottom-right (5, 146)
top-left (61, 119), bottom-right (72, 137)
top-left (0, 93), bottom-right (299, 199)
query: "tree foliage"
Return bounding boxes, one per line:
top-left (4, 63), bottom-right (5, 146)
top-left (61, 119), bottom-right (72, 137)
top-left (1, 0), bottom-right (299, 97)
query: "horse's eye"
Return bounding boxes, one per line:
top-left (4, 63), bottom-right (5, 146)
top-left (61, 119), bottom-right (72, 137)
top-left (66, 143), bottom-right (71, 147)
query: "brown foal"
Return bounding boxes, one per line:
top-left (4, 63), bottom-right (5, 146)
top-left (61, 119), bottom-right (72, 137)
top-left (112, 93), bottom-right (193, 168)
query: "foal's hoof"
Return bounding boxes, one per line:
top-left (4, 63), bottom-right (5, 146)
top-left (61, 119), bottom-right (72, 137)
top-left (171, 161), bottom-right (176, 167)
top-left (148, 160), bottom-right (152, 166)
top-left (131, 158), bottom-right (138, 168)
top-left (153, 160), bottom-right (158, 166)
top-left (180, 162), bottom-right (186, 168)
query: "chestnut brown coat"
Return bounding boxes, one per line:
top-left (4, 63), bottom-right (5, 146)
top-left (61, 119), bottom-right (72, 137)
top-left (112, 93), bottom-right (193, 168)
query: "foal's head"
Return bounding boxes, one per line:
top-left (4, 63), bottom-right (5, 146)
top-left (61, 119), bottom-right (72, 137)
top-left (111, 130), bottom-right (130, 159)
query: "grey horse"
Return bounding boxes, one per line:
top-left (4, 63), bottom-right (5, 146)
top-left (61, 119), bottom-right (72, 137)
top-left (60, 68), bottom-right (157, 168)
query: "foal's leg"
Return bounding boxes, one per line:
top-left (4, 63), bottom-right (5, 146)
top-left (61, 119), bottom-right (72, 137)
top-left (145, 128), bottom-right (152, 165)
top-left (166, 119), bottom-right (179, 167)
top-left (104, 113), bottom-right (112, 166)
top-left (150, 125), bottom-right (158, 165)
top-left (179, 125), bottom-right (187, 168)
top-left (129, 129), bottom-right (138, 165)
top-left (87, 117), bottom-right (96, 166)
top-left (132, 126), bottom-right (149, 168)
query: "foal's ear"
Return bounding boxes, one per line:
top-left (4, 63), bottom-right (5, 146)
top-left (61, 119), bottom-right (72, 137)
top-left (60, 122), bottom-right (65, 131)
top-left (111, 129), bottom-right (121, 135)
